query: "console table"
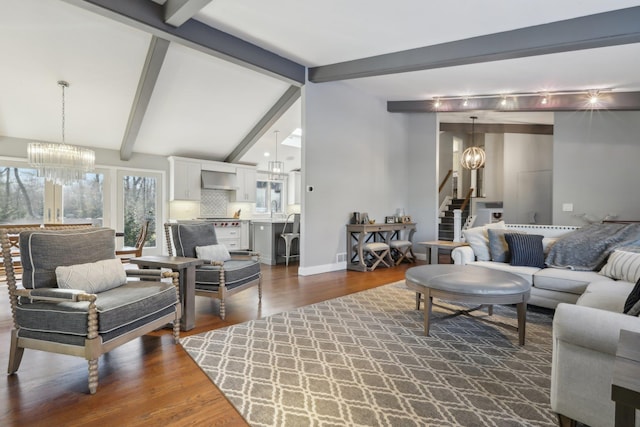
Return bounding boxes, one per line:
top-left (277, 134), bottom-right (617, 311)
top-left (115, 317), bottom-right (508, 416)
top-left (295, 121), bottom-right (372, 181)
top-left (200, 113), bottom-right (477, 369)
top-left (346, 222), bottom-right (416, 272)
top-left (131, 255), bottom-right (204, 331)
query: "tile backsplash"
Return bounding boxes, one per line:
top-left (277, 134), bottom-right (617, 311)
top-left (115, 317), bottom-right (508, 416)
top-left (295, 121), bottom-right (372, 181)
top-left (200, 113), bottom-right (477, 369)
top-left (200, 189), bottom-right (230, 217)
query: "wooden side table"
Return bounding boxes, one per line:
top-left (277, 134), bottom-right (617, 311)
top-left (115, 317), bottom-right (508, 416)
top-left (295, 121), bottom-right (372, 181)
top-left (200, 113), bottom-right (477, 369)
top-left (131, 255), bottom-right (204, 331)
top-left (417, 240), bottom-right (469, 264)
top-left (611, 329), bottom-right (640, 427)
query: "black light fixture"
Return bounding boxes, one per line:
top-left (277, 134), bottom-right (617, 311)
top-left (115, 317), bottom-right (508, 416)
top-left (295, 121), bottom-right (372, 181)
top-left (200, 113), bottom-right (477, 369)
top-left (460, 116), bottom-right (486, 170)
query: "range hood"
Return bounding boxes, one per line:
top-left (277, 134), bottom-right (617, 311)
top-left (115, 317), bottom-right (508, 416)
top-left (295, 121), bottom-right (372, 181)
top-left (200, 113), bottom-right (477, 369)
top-left (201, 170), bottom-right (237, 190)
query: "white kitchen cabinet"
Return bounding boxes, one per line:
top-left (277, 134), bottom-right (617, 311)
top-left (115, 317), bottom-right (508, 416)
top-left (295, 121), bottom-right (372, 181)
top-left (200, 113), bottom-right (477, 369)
top-left (169, 157), bottom-right (201, 201)
top-left (235, 167), bottom-right (256, 202)
top-left (288, 171), bottom-right (301, 205)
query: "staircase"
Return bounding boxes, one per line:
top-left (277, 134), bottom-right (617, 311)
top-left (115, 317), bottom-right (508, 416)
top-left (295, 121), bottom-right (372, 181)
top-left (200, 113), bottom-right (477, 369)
top-left (438, 198), bottom-right (470, 241)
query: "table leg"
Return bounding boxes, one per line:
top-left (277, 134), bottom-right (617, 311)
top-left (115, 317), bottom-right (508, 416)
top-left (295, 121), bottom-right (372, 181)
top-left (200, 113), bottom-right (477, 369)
top-left (517, 301), bottom-right (527, 346)
top-left (180, 265), bottom-right (196, 331)
top-left (429, 246), bottom-right (438, 264)
top-left (415, 292), bottom-right (421, 310)
top-left (423, 293), bottom-right (432, 336)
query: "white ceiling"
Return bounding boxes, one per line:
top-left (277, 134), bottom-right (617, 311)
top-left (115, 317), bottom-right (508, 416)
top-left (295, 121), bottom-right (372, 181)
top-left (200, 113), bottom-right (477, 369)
top-left (2, 0), bottom-right (640, 172)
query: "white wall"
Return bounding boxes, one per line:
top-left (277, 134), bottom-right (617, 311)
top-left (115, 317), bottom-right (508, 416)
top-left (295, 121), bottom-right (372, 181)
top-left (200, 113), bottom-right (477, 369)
top-left (502, 133), bottom-right (553, 224)
top-left (483, 133), bottom-right (504, 201)
top-left (553, 111), bottom-right (640, 225)
top-left (299, 81), bottom-right (409, 275)
top-left (407, 113), bottom-right (439, 250)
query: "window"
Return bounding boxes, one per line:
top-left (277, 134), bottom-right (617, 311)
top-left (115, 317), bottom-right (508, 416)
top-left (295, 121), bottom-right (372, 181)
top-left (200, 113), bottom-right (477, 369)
top-left (0, 166), bottom-right (104, 226)
top-left (117, 172), bottom-right (159, 249)
top-left (255, 179), bottom-right (283, 214)
top-left (62, 173), bottom-right (104, 225)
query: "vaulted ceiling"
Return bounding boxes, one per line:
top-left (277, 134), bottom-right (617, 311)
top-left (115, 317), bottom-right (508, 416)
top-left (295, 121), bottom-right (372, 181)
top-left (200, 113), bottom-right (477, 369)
top-left (2, 0), bottom-right (640, 172)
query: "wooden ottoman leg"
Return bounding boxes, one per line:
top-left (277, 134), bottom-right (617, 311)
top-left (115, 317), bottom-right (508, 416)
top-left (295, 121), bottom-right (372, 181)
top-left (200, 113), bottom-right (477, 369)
top-left (423, 293), bottom-right (433, 336)
top-left (517, 302), bottom-right (527, 346)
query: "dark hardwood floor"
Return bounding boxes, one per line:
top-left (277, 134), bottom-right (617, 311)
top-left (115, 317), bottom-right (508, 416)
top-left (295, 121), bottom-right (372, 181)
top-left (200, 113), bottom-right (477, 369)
top-left (0, 261), bottom-right (426, 426)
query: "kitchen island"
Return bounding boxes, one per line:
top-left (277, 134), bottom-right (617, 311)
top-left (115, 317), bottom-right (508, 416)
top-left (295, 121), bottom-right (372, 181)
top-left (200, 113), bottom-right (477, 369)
top-left (252, 219), bottom-right (298, 265)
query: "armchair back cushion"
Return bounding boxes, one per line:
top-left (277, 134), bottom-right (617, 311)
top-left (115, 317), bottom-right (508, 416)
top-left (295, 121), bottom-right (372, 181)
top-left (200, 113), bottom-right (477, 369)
top-left (170, 223), bottom-right (218, 258)
top-left (20, 227), bottom-right (115, 289)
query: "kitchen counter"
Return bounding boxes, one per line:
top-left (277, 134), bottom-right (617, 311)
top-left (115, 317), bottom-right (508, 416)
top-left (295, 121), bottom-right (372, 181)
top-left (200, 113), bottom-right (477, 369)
top-left (252, 220), bottom-right (297, 265)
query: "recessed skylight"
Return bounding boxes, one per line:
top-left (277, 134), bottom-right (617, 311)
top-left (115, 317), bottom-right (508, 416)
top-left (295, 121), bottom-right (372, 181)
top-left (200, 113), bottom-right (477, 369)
top-left (281, 128), bottom-right (302, 148)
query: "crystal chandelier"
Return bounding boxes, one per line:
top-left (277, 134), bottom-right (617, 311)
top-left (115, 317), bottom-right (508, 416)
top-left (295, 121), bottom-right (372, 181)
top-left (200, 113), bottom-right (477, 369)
top-left (268, 130), bottom-right (285, 180)
top-left (460, 116), bottom-right (486, 170)
top-left (28, 81), bottom-right (95, 185)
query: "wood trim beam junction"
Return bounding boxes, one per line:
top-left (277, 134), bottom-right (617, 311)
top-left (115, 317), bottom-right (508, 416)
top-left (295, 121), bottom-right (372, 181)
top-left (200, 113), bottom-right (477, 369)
top-left (309, 6), bottom-right (640, 83)
top-left (440, 122), bottom-right (554, 135)
top-left (225, 86), bottom-right (301, 164)
top-left (164, 0), bottom-right (212, 27)
top-left (388, 91), bottom-right (640, 113)
top-left (120, 36), bottom-right (170, 161)
top-left (62, 0), bottom-right (305, 85)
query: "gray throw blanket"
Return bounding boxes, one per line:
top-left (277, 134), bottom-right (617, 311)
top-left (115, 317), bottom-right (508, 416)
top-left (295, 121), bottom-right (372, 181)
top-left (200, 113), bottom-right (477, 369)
top-left (545, 223), bottom-right (640, 271)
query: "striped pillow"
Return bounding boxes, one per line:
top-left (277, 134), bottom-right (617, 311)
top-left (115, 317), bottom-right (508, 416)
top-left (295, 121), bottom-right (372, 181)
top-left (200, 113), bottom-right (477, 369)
top-left (599, 250), bottom-right (640, 283)
top-left (505, 233), bottom-right (545, 268)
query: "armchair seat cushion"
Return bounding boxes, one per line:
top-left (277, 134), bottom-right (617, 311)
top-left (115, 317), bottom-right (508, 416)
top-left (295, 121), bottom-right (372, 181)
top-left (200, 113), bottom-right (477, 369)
top-left (16, 280), bottom-right (178, 345)
top-left (195, 260), bottom-right (261, 291)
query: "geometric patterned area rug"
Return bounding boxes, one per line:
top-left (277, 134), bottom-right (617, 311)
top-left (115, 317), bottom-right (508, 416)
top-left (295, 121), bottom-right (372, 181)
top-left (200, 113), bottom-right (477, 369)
top-left (181, 281), bottom-right (557, 427)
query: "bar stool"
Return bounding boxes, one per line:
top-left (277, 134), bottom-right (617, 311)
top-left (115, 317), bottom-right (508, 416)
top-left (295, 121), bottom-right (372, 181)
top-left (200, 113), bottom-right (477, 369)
top-left (280, 213), bottom-right (300, 266)
top-left (359, 242), bottom-right (391, 271)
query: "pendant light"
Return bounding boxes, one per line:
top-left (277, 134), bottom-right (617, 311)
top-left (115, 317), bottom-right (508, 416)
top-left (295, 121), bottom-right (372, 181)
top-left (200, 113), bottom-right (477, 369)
top-left (28, 81), bottom-right (95, 185)
top-left (268, 130), bottom-right (284, 180)
top-left (460, 116), bottom-right (486, 170)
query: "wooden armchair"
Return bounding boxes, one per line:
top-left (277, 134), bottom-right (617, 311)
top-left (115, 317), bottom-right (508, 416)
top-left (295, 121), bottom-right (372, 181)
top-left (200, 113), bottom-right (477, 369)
top-left (164, 222), bottom-right (261, 319)
top-left (0, 226), bottom-right (181, 394)
top-left (115, 220), bottom-right (150, 262)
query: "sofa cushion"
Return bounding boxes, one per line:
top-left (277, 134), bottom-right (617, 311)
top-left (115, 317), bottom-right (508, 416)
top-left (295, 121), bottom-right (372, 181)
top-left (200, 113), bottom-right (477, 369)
top-left (15, 279), bottom-right (178, 344)
top-left (196, 244), bottom-right (231, 262)
top-left (599, 249), bottom-right (640, 283)
top-left (469, 261), bottom-right (539, 285)
top-left (195, 260), bottom-right (261, 291)
top-left (506, 233), bottom-right (545, 268)
top-left (533, 268), bottom-right (613, 295)
top-left (576, 280), bottom-right (635, 313)
top-left (623, 278), bottom-right (640, 315)
top-left (462, 221), bottom-right (505, 261)
top-left (171, 222), bottom-right (218, 258)
top-left (20, 228), bottom-right (116, 289)
top-left (488, 229), bottom-right (523, 262)
top-left (55, 258), bottom-right (126, 294)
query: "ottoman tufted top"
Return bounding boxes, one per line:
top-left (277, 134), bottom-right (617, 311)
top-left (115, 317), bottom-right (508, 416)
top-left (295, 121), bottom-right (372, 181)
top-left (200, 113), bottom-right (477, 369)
top-left (406, 264), bottom-right (530, 296)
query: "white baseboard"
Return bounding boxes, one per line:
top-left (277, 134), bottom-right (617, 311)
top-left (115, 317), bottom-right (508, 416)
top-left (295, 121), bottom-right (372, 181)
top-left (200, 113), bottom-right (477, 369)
top-left (298, 262), bottom-right (346, 276)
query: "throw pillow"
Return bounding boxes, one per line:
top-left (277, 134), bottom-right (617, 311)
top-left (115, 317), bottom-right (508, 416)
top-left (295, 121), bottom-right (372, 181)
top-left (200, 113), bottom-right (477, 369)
top-left (599, 249), bottom-right (640, 283)
top-left (624, 278), bottom-right (640, 316)
top-left (488, 229), bottom-right (523, 262)
top-left (196, 244), bottom-right (231, 262)
top-left (505, 233), bottom-right (545, 268)
top-left (462, 221), bottom-right (505, 262)
top-left (56, 258), bottom-right (126, 294)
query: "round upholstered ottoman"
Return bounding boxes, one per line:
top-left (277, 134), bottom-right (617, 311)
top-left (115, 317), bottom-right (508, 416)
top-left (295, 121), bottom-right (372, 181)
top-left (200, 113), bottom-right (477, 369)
top-left (405, 264), bottom-right (531, 345)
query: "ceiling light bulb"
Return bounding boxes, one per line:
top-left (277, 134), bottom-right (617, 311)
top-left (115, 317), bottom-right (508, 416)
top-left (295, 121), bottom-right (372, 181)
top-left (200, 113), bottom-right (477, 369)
top-left (541, 95), bottom-right (548, 105)
top-left (589, 93), bottom-right (599, 104)
top-left (463, 98), bottom-right (469, 107)
top-left (434, 98), bottom-right (441, 108)
top-left (501, 97), bottom-right (507, 106)
top-left (264, 152), bottom-right (270, 157)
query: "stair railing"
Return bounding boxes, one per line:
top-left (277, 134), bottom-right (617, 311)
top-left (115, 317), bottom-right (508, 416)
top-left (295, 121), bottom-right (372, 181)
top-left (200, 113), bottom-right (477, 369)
top-left (438, 169), bottom-right (453, 194)
top-left (459, 187), bottom-right (474, 213)
top-left (452, 188), bottom-right (475, 242)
